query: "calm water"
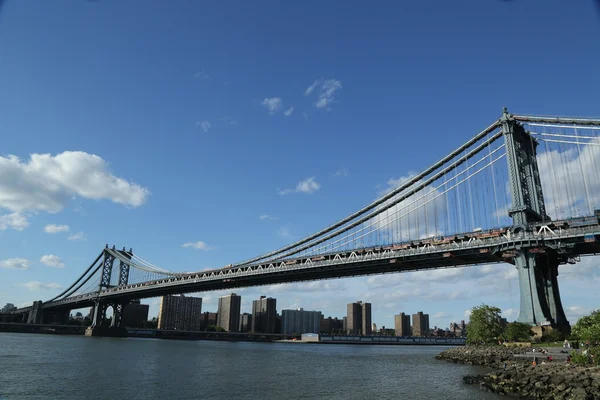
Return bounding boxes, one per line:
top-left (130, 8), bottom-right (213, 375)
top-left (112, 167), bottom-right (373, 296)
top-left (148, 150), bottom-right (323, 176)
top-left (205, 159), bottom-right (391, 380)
top-left (0, 333), bottom-right (501, 400)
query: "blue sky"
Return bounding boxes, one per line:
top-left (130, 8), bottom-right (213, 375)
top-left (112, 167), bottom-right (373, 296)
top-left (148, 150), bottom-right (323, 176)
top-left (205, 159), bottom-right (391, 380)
top-left (1, 0), bottom-right (599, 329)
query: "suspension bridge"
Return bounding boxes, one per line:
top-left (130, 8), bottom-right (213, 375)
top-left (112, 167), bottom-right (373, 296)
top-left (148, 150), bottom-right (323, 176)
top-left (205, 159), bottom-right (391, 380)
top-left (11, 108), bottom-right (600, 336)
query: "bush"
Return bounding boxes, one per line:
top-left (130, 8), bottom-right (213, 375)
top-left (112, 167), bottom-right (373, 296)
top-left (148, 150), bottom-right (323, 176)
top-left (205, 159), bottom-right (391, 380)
top-left (504, 322), bottom-right (533, 342)
top-left (571, 352), bottom-right (588, 365)
top-left (541, 329), bottom-right (563, 343)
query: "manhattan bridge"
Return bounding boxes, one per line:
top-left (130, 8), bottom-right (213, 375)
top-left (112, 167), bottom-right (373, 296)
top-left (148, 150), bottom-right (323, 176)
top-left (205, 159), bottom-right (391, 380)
top-left (12, 108), bottom-right (600, 336)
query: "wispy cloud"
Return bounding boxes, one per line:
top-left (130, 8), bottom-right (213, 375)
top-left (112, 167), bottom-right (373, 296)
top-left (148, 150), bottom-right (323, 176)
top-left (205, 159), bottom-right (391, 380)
top-left (0, 258), bottom-right (31, 270)
top-left (67, 232), bottom-right (87, 241)
top-left (194, 70), bottom-right (212, 80)
top-left (44, 224), bottom-right (70, 234)
top-left (261, 97), bottom-right (283, 115)
top-left (40, 254), bottom-right (65, 268)
top-left (278, 177), bottom-right (321, 195)
top-left (182, 241), bottom-right (213, 251)
top-left (218, 116), bottom-right (238, 125)
top-left (17, 281), bottom-right (62, 291)
top-left (259, 214), bottom-right (278, 221)
top-left (277, 227), bottom-right (291, 238)
top-left (284, 106), bottom-right (294, 117)
top-left (333, 168), bottom-right (349, 177)
top-left (304, 79), bottom-right (342, 110)
top-left (196, 121), bottom-right (212, 132)
top-left (0, 212), bottom-right (29, 231)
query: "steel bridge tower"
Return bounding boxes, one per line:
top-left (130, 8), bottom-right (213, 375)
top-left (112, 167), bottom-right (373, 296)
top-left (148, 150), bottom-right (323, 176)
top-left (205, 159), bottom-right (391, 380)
top-left (86, 245), bottom-right (133, 337)
top-left (501, 108), bottom-right (570, 332)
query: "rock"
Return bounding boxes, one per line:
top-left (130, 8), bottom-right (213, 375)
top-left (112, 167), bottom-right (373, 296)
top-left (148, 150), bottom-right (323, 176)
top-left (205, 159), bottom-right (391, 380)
top-left (463, 375), bottom-right (483, 385)
top-left (571, 387), bottom-right (587, 399)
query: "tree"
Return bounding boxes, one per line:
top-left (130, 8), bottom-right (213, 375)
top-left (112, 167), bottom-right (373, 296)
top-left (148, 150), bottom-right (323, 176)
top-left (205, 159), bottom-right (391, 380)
top-left (541, 329), bottom-right (563, 343)
top-left (504, 322), bottom-right (533, 342)
top-left (466, 304), bottom-right (503, 345)
top-left (571, 310), bottom-right (600, 343)
top-left (570, 310), bottom-right (600, 366)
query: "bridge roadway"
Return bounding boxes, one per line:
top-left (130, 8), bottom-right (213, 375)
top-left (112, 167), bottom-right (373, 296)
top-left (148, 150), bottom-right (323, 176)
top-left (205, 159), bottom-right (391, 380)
top-left (16, 222), bottom-right (599, 314)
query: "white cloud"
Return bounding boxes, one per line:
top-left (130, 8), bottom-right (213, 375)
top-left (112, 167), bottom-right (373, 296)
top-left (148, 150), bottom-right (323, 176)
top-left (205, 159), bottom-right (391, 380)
top-left (259, 214), bottom-right (277, 221)
top-left (266, 281), bottom-right (344, 294)
top-left (40, 254), bottom-right (65, 268)
top-left (464, 309), bottom-right (472, 318)
top-left (535, 136), bottom-right (600, 219)
top-left (0, 212), bottom-right (29, 231)
top-left (277, 227), bottom-right (291, 238)
top-left (304, 79), bottom-right (342, 110)
top-left (44, 224), bottom-right (70, 234)
top-left (278, 177), bottom-right (321, 195)
top-left (261, 97), bottom-right (282, 115)
top-left (17, 281), bottom-right (62, 291)
top-left (0, 152), bottom-right (149, 215)
top-left (433, 311), bottom-right (450, 318)
top-left (197, 121), bottom-right (211, 132)
top-left (194, 70), bottom-right (211, 80)
top-left (67, 232), bottom-right (87, 241)
top-left (333, 168), bottom-right (349, 177)
top-left (182, 241), bottom-right (213, 250)
top-left (0, 258), bottom-right (32, 270)
top-left (284, 106), bottom-right (294, 117)
top-left (503, 308), bottom-right (517, 319)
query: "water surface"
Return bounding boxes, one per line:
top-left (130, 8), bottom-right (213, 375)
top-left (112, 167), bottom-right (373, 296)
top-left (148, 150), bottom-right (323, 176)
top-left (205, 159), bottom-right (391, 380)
top-left (0, 333), bottom-right (501, 399)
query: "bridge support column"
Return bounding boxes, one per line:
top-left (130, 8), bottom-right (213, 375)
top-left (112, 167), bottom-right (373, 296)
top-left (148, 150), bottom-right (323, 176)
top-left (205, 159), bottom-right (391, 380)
top-left (26, 301), bottom-right (43, 324)
top-left (85, 301), bottom-right (128, 337)
top-left (516, 250), bottom-right (569, 333)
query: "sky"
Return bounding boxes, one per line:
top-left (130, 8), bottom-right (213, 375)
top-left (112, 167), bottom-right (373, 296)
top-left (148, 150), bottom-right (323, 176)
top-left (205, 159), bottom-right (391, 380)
top-left (1, 0), bottom-right (599, 330)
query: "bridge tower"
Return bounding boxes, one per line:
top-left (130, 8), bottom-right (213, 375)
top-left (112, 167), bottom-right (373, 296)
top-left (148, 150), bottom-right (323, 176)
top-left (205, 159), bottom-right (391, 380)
top-left (501, 107), bottom-right (570, 332)
top-left (86, 246), bottom-right (132, 337)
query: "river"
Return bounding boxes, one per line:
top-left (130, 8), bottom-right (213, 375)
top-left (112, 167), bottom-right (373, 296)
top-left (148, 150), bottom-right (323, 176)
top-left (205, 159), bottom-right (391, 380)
top-left (0, 333), bottom-right (501, 399)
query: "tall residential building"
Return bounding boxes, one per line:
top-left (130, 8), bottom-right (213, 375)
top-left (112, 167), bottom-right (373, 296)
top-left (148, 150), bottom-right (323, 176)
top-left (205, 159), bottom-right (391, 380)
top-left (281, 309), bottom-right (322, 334)
top-left (158, 295), bottom-right (202, 331)
top-left (412, 311), bottom-right (430, 337)
top-left (239, 313), bottom-right (252, 332)
top-left (122, 299), bottom-right (150, 328)
top-left (1, 303), bottom-right (16, 313)
top-left (362, 303), bottom-right (372, 336)
top-left (320, 316), bottom-right (344, 334)
top-left (251, 296), bottom-right (277, 333)
top-left (394, 312), bottom-right (411, 337)
top-left (346, 302), bottom-right (362, 335)
top-left (199, 312), bottom-right (218, 330)
top-left (346, 301), bottom-right (372, 335)
top-left (217, 293), bottom-right (241, 332)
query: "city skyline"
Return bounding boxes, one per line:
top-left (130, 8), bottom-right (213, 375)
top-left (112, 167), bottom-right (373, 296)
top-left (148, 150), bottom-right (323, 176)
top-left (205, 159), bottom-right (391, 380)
top-left (1, 1), bottom-right (599, 330)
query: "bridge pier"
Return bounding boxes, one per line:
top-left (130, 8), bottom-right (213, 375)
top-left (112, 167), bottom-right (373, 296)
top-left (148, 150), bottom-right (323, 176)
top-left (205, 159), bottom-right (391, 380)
top-left (85, 300), bottom-right (128, 337)
top-left (515, 250), bottom-right (570, 333)
top-left (26, 301), bottom-right (43, 324)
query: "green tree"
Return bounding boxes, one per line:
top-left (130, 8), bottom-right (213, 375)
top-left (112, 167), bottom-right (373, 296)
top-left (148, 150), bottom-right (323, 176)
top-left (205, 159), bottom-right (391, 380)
top-left (466, 304), bottom-right (503, 345)
top-left (570, 310), bottom-right (600, 366)
top-left (503, 322), bottom-right (533, 342)
top-left (571, 310), bottom-right (600, 343)
top-left (541, 329), bottom-right (563, 343)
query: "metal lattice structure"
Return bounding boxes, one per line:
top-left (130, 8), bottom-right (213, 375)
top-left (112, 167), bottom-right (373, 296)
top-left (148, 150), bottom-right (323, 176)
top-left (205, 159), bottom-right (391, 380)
top-left (12, 108), bottom-right (600, 334)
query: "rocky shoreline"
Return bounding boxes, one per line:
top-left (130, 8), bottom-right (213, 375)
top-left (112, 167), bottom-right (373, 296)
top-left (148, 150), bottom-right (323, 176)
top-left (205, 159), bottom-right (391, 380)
top-left (437, 346), bottom-right (600, 399)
